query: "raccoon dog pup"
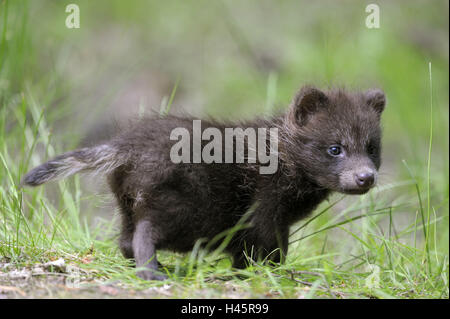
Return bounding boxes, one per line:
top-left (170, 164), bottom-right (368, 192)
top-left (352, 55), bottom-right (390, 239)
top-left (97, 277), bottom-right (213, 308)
top-left (22, 86), bottom-right (386, 280)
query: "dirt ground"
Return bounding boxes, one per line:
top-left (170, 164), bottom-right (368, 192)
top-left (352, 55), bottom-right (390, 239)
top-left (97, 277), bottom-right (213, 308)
top-left (0, 260), bottom-right (283, 299)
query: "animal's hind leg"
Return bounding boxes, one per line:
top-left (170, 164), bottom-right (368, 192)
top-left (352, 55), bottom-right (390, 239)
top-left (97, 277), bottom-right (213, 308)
top-left (109, 171), bottom-right (136, 260)
top-left (117, 197), bottom-right (135, 259)
top-left (133, 218), bottom-right (167, 281)
top-left (119, 209), bottom-right (135, 259)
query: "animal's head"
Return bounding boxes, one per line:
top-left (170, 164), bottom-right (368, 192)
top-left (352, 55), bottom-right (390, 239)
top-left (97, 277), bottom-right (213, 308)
top-left (283, 86), bottom-right (386, 195)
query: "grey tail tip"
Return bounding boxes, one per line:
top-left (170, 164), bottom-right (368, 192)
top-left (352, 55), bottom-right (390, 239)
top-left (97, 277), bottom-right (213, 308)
top-left (20, 144), bottom-right (120, 189)
top-left (20, 166), bottom-right (50, 187)
top-left (21, 176), bottom-right (41, 187)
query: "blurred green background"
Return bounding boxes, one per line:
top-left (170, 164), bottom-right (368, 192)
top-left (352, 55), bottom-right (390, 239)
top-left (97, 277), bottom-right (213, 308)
top-left (0, 0), bottom-right (448, 297)
top-left (3, 1), bottom-right (448, 164)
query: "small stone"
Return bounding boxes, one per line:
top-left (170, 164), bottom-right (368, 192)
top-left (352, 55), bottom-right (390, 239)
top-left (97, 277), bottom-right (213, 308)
top-left (43, 258), bottom-right (66, 272)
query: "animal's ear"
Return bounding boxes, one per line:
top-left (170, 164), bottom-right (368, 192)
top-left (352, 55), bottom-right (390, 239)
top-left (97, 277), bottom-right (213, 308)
top-left (365, 89), bottom-right (386, 115)
top-left (288, 86), bottom-right (328, 126)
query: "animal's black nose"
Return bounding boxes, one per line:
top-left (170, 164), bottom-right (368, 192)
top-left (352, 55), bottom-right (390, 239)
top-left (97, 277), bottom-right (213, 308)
top-left (355, 172), bottom-right (375, 188)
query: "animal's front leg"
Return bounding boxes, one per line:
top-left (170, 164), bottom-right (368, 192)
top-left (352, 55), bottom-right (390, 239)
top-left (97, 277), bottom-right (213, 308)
top-left (245, 200), bottom-right (290, 266)
top-left (230, 225), bottom-right (288, 268)
top-left (264, 229), bottom-right (289, 265)
top-left (132, 219), bottom-right (167, 280)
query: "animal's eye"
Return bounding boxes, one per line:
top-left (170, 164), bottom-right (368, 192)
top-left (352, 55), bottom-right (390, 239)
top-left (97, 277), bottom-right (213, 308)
top-left (328, 145), bottom-right (343, 156)
top-left (367, 142), bottom-right (378, 156)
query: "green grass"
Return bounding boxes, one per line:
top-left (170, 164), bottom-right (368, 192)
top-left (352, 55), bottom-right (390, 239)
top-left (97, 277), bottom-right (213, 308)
top-left (0, 0), bottom-right (448, 298)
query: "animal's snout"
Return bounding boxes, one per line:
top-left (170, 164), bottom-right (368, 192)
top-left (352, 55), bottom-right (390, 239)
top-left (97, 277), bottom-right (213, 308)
top-left (354, 171), bottom-right (375, 188)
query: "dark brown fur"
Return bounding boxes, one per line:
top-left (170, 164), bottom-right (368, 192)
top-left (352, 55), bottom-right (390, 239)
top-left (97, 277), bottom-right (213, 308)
top-left (22, 86), bottom-right (386, 280)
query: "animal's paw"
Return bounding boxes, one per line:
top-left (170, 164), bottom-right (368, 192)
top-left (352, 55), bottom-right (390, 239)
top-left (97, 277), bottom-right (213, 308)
top-left (137, 269), bottom-right (168, 281)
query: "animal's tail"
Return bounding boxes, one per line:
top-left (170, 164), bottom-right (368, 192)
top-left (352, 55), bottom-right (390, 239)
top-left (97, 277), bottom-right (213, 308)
top-left (21, 144), bottom-right (125, 187)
